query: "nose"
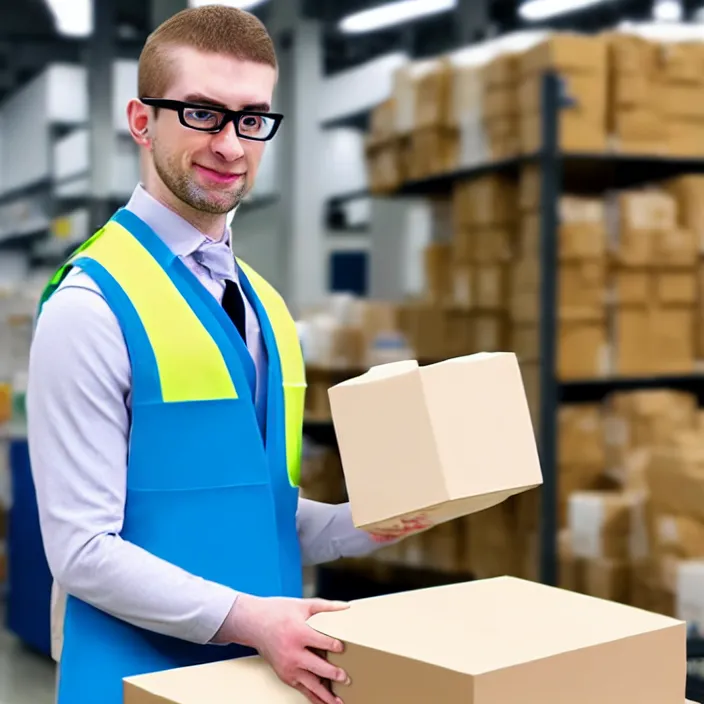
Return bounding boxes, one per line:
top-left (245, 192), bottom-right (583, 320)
top-left (211, 120), bottom-right (245, 162)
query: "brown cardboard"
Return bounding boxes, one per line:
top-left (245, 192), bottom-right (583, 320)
top-left (474, 264), bottom-right (510, 309)
top-left (558, 322), bottom-right (608, 379)
top-left (613, 270), bottom-right (649, 305)
top-left (519, 73), bottom-right (606, 119)
top-left (521, 112), bottom-right (607, 154)
top-left (424, 242), bottom-right (452, 304)
top-left (471, 227), bottom-right (515, 263)
top-left (559, 261), bottom-right (606, 321)
top-left (652, 514), bottom-right (704, 560)
top-left (328, 353), bottom-right (543, 533)
top-left (124, 657), bottom-right (306, 704)
top-left (668, 175), bottom-right (704, 252)
top-left (650, 306), bottom-right (695, 373)
top-left (584, 558), bottom-right (632, 604)
top-left (473, 312), bottom-right (510, 352)
top-left (520, 34), bottom-right (608, 77)
top-left (655, 272), bottom-right (697, 305)
top-left (559, 405), bottom-right (605, 466)
top-left (654, 229), bottom-right (698, 268)
top-left (309, 576), bottom-right (686, 704)
top-left (612, 307), bottom-right (650, 375)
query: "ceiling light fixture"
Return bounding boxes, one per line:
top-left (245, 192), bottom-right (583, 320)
top-left (339, 0), bottom-right (457, 35)
top-left (44, 0), bottom-right (92, 37)
top-left (652, 0), bottom-right (683, 21)
top-left (188, 0), bottom-right (268, 10)
top-left (518, 0), bottom-right (611, 22)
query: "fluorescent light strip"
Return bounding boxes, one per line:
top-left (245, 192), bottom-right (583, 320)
top-left (519, 0), bottom-right (611, 22)
top-left (188, 0), bottom-right (268, 10)
top-left (339, 0), bottom-right (457, 35)
top-left (44, 0), bottom-right (92, 37)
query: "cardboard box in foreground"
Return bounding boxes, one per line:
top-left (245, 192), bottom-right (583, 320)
top-left (328, 353), bottom-right (543, 533)
top-left (309, 576), bottom-right (686, 704)
top-left (124, 657), bottom-right (305, 704)
top-left (125, 576), bottom-right (688, 704)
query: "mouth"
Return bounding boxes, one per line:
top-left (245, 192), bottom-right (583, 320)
top-left (193, 164), bottom-right (245, 185)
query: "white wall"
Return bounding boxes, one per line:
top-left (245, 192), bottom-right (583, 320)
top-left (0, 72), bottom-right (51, 194)
top-left (318, 52), bottom-right (407, 124)
top-left (230, 202), bottom-right (285, 291)
top-left (369, 198), bottom-right (434, 301)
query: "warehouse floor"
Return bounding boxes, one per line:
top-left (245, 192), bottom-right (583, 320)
top-left (0, 621), bottom-right (55, 704)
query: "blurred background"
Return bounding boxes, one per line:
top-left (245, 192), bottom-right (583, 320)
top-left (4, 0), bottom-right (704, 701)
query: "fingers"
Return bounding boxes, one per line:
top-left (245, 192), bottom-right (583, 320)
top-left (300, 649), bottom-right (349, 685)
top-left (295, 672), bottom-right (343, 704)
top-left (295, 684), bottom-right (327, 704)
top-left (305, 627), bottom-right (344, 655)
top-left (306, 598), bottom-right (349, 615)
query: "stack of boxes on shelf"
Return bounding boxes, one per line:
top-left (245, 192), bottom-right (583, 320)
top-left (363, 99), bottom-right (403, 194)
top-left (660, 42), bottom-right (704, 157)
top-left (365, 30), bottom-right (704, 192)
top-left (451, 174), bottom-right (515, 353)
top-left (559, 390), bottom-right (704, 629)
top-left (408, 60), bottom-right (459, 180)
top-left (610, 188), bottom-right (698, 375)
top-left (480, 52), bottom-right (520, 160)
top-left (607, 33), bottom-right (664, 154)
top-left (519, 34), bottom-right (608, 154)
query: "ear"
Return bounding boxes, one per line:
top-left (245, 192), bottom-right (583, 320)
top-left (127, 98), bottom-right (152, 148)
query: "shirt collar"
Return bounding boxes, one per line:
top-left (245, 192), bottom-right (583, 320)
top-left (124, 184), bottom-right (231, 259)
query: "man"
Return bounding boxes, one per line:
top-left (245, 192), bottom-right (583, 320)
top-left (26, 7), bottom-right (411, 704)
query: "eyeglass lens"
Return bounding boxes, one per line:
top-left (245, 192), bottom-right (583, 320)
top-left (183, 107), bottom-right (276, 138)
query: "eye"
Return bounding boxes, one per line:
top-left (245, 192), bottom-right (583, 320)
top-left (183, 108), bottom-right (221, 130)
top-left (240, 115), bottom-right (263, 131)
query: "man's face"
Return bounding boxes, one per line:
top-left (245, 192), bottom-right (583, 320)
top-left (148, 47), bottom-right (276, 215)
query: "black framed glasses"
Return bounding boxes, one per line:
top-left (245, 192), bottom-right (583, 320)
top-left (140, 98), bottom-right (284, 141)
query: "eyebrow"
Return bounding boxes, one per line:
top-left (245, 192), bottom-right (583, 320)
top-left (183, 93), bottom-right (271, 113)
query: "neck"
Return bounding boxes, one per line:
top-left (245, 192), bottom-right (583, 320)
top-left (142, 171), bottom-right (226, 241)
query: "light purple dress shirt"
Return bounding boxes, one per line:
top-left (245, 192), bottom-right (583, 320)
top-left (26, 184), bottom-right (377, 647)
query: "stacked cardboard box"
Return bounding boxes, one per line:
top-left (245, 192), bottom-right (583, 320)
top-left (606, 33), bottom-right (664, 154)
top-left (364, 99), bottom-right (407, 195)
top-left (405, 59), bottom-right (459, 181)
top-left (604, 389), bottom-right (696, 490)
top-left (609, 189), bottom-right (697, 375)
top-left (668, 175), bottom-right (704, 364)
top-left (567, 490), bottom-right (648, 605)
top-left (558, 405), bottom-right (613, 526)
top-left (659, 42), bottom-right (704, 157)
top-left (518, 33), bottom-right (608, 153)
top-left (512, 167), bottom-right (608, 420)
top-left (451, 174), bottom-right (516, 354)
top-left (480, 53), bottom-right (520, 160)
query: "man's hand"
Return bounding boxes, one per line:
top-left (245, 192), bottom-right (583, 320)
top-left (369, 514), bottom-right (433, 543)
top-left (226, 594), bottom-right (351, 704)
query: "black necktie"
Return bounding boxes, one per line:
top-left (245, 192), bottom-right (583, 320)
top-left (222, 279), bottom-right (247, 344)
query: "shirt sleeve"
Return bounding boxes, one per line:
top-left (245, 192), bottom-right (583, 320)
top-left (296, 498), bottom-right (380, 566)
top-left (26, 279), bottom-right (238, 645)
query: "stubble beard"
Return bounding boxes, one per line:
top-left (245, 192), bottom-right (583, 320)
top-left (153, 147), bottom-right (247, 215)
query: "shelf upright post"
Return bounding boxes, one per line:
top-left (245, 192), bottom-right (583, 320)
top-left (538, 71), bottom-right (562, 587)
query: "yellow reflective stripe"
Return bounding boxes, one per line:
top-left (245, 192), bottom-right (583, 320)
top-left (83, 222), bottom-right (238, 403)
top-left (238, 259), bottom-right (305, 486)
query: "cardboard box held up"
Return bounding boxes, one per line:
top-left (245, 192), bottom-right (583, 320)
top-left (327, 353), bottom-right (543, 533)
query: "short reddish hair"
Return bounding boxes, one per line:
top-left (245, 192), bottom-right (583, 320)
top-left (138, 5), bottom-right (277, 98)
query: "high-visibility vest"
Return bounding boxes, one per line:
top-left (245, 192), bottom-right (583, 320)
top-left (39, 207), bottom-right (306, 704)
